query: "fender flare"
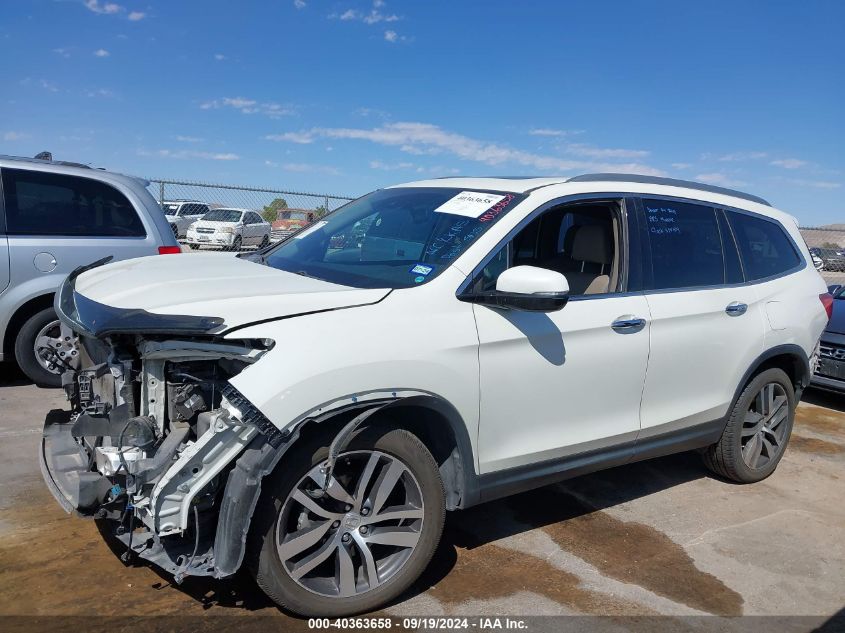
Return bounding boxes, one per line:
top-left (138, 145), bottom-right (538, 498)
top-left (211, 391), bottom-right (478, 578)
top-left (733, 344), bottom-right (810, 404)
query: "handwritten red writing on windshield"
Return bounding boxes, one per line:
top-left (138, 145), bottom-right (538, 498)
top-left (478, 194), bottom-right (515, 222)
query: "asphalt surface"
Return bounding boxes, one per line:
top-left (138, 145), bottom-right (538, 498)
top-left (1, 361), bottom-right (843, 628)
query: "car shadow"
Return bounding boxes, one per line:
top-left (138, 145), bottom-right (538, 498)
top-left (802, 386), bottom-right (845, 413)
top-left (0, 362), bottom-right (31, 387)
top-left (394, 450), bottom-right (710, 608)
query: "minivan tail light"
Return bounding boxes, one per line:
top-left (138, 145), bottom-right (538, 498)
top-left (820, 293), bottom-right (834, 320)
top-left (158, 246), bottom-right (182, 255)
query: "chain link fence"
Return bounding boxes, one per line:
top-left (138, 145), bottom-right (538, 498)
top-left (146, 178), bottom-right (354, 252)
top-left (799, 226), bottom-right (845, 286)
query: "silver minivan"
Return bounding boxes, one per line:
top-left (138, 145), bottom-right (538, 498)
top-left (0, 154), bottom-right (180, 386)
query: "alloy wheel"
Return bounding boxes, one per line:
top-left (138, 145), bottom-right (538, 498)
top-left (33, 319), bottom-right (78, 374)
top-left (741, 382), bottom-right (789, 469)
top-left (275, 450), bottom-right (424, 598)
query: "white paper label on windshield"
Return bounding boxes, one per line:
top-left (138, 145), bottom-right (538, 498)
top-left (434, 191), bottom-right (507, 218)
top-left (294, 220), bottom-right (328, 239)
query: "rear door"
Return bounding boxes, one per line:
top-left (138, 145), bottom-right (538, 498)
top-left (637, 197), bottom-right (764, 441)
top-left (1, 168), bottom-right (157, 294)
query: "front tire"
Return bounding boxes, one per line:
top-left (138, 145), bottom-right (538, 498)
top-left (703, 368), bottom-right (795, 483)
top-left (14, 308), bottom-right (72, 388)
top-left (248, 426), bottom-right (445, 617)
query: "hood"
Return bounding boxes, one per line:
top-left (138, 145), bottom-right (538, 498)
top-left (826, 299), bottom-right (845, 335)
top-left (72, 254), bottom-right (390, 331)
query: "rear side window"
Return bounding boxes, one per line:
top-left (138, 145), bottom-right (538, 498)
top-left (2, 169), bottom-right (145, 237)
top-left (726, 211), bottom-right (801, 280)
top-left (643, 199), bottom-right (724, 290)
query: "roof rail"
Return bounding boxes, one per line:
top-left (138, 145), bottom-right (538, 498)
top-left (566, 173), bottom-right (771, 207)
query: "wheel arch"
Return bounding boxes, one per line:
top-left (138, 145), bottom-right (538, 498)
top-left (734, 344), bottom-right (810, 407)
top-left (211, 391), bottom-right (478, 579)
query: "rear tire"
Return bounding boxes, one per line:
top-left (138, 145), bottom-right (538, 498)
top-left (703, 368), bottom-right (795, 483)
top-left (260, 234), bottom-right (270, 248)
top-left (231, 235), bottom-right (242, 252)
top-left (14, 307), bottom-right (66, 388)
top-left (248, 425), bottom-right (445, 617)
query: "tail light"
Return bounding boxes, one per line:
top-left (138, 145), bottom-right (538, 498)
top-left (158, 246), bottom-right (182, 255)
top-left (820, 293), bottom-right (834, 320)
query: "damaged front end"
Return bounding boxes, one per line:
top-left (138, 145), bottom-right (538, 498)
top-left (40, 260), bottom-right (278, 581)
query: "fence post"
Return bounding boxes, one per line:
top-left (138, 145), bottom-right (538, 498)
top-left (159, 182), bottom-right (165, 204)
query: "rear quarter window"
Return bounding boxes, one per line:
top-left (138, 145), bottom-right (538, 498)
top-left (2, 168), bottom-right (145, 237)
top-left (726, 211), bottom-right (801, 280)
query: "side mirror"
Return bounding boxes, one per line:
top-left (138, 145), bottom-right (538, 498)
top-left (459, 265), bottom-right (570, 312)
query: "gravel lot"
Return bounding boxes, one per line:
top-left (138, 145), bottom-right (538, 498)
top-left (1, 362), bottom-right (843, 630)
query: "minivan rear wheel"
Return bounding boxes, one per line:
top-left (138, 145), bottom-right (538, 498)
top-left (248, 426), bottom-right (445, 617)
top-left (14, 307), bottom-right (73, 388)
top-left (703, 367), bottom-right (795, 483)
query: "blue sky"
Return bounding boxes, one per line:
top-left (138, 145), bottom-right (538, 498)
top-left (1, 0), bottom-right (843, 225)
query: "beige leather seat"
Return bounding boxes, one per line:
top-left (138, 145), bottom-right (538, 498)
top-left (564, 225), bottom-right (612, 295)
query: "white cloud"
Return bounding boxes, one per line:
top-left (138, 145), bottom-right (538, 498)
top-left (294, 0), bottom-right (306, 8)
top-left (272, 162), bottom-right (341, 175)
top-left (85, 88), bottom-right (115, 98)
top-left (22, 78), bottom-right (60, 92)
top-left (264, 131), bottom-right (314, 144)
top-left (788, 178), bottom-right (840, 189)
top-left (529, 128), bottom-right (583, 137)
top-left (771, 158), bottom-right (807, 169)
top-left (715, 151), bottom-right (768, 162)
top-left (671, 162), bottom-right (692, 169)
top-left (214, 53), bottom-right (227, 60)
top-left (94, 48), bottom-right (110, 57)
top-left (332, 2), bottom-right (401, 27)
top-left (384, 30), bottom-right (399, 42)
top-left (175, 135), bottom-right (204, 143)
top-left (563, 143), bottom-right (649, 159)
top-left (201, 96), bottom-right (295, 118)
top-left (266, 121), bottom-right (665, 176)
top-left (3, 131), bottom-right (28, 141)
top-left (53, 47), bottom-right (72, 58)
top-left (128, 11), bottom-right (145, 21)
top-left (84, 1), bottom-right (122, 15)
top-left (369, 160), bottom-right (415, 170)
top-left (138, 149), bottom-right (239, 161)
top-left (694, 172), bottom-right (747, 187)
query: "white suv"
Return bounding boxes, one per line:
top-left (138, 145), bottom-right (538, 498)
top-left (41, 175), bottom-right (829, 616)
top-left (161, 200), bottom-right (210, 239)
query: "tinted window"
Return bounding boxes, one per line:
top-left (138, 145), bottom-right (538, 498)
top-left (727, 211), bottom-right (801, 280)
top-left (2, 169), bottom-right (145, 237)
top-left (644, 199), bottom-right (724, 289)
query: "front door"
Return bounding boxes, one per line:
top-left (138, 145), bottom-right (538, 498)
top-left (472, 198), bottom-right (651, 474)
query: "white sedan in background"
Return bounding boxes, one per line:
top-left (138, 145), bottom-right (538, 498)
top-left (186, 208), bottom-right (271, 250)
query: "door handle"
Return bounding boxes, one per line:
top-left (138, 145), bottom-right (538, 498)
top-left (725, 301), bottom-right (748, 316)
top-left (611, 316), bottom-right (646, 332)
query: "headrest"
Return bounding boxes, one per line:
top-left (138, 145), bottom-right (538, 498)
top-left (571, 225), bottom-right (611, 265)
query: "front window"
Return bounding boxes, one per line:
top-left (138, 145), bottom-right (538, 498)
top-left (203, 209), bottom-right (242, 223)
top-left (264, 187), bottom-right (523, 289)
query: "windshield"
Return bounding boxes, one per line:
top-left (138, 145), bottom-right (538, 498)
top-left (264, 187), bottom-right (523, 289)
top-left (162, 203), bottom-right (180, 215)
top-left (202, 209), bottom-right (242, 223)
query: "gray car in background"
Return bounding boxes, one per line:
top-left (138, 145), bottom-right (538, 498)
top-left (0, 154), bottom-right (180, 386)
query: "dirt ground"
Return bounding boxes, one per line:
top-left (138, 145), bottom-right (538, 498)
top-left (1, 362), bottom-right (843, 631)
